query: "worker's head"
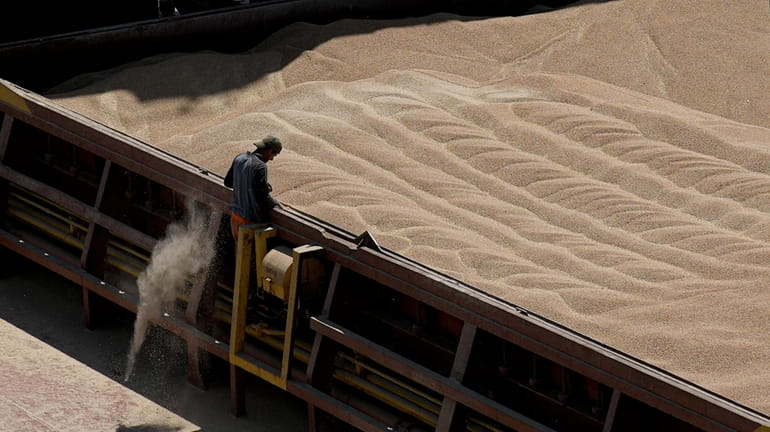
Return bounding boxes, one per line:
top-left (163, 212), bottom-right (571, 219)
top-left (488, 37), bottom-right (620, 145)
top-left (253, 135), bottom-right (282, 161)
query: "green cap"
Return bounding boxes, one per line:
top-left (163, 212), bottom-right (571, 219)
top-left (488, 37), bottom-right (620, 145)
top-left (254, 135), bottom-right (282, 153)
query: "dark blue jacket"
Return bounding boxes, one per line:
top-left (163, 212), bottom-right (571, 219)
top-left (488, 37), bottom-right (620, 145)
top-left (224, 152), bottom-right (277, 222)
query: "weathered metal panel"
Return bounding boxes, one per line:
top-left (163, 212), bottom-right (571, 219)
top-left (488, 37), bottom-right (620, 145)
top-left (1, 4), bottom-right (770, 432)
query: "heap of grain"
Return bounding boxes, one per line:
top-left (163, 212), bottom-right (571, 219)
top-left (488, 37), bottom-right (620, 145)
top-left (50, 0), bottom-right (770, 414)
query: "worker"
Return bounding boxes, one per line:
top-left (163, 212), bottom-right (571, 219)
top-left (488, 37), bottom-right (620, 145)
top-left (224, 135), bottom-right (283, 240)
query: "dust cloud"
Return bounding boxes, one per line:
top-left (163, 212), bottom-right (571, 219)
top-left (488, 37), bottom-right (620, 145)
top-left (124, 200), bottom-right (219, 382)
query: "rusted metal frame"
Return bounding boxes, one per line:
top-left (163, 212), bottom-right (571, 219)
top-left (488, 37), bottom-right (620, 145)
top-left (0, 227), bottom-right (229, 361)
top-left (436, 323), bottom-right (477, 432)
top-left (602, 389), bottom-right (622, 432)
top-left (0, 114), bottom-right (12, 159)
top-left (306, 334), bottom-right (340, 431)
top-left (231, 228), bottom-right (324, 418)
top-left (451, 323), bottom-right (476, 383)
top-left (229, 365), bottom-right (246, 417)
top-left (80, 160), bottom-right (112, 329)
top-left (228, 226), bottom-right (282, 415)
top-left (481, 318), bottom-right (752, 432)
top-left (1, 91), bottom-right (234, 396)
top-left (274, 221), bottom-right (756, 431)
top-left (280, 245), bottom-right (324, 385)
top-left (288, 381), bottom-right (394, 432)
top-left (230, 227), bottom-right (288, 383)
top-left (0, 85), bottom-right (229, 208)
top-left (80, 259), bottom-right (229, 363)
top-left (93, 160), bottom-right (111, 210)
top-left (182, 210), bottom-right (218, 388)
top-left (186, 345), bottom-right (209, 390)
top-left (254, 227), bottom-right (276, 290)
top-left (2, 88), bottom-right (765, 430)
top-left (306, 404), bottom-right (320, 432)
top-left (229, 225), bottom-right (254, 416)
top-left (271, 209), bottom-right (769, 432)
top-left (0, 114), bottom-right (12, 226)
top-left (279, 205), bottom-right (359, 244)
top-left (149, 321), bottom-right (229, 364)
top-left (79, 223), bottom-right (109, 329)
top-left (343, 247), bottom-right (751, 432)
top-left (0, 227), bottom-right (90, 289)
top-left (435, 399), bottom-right (461, 432)
top-left (559, 368), bottom-right (570, 403)
top-left (306, 262), bottom-right (342, 432)
top-left (2, 96), bottom-right (232, 389)
top-left (320, 262), bottom-right (342, 316)
top-left (310, 316), bottom-right (557, 432)
top-left (184, 211), bottom-right (227, 389)
top-left (0, 179), bottom-right (7, 227)
top-left (3, 126), bottom-right (225, 387)
top-left (0, 164), bottom-right (155, 251)
top-left (306, 328), bottom-right (324, 432)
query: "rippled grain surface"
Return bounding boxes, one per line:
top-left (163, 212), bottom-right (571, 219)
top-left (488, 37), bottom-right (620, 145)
top-left (50, 0), bottom-right (770, 413)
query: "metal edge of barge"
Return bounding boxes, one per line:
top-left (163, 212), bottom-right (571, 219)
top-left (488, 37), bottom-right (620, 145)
top-left (1, 2), bottom-right (770, 432)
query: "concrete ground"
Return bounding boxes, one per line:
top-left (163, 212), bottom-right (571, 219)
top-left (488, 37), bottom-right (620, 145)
top-left (0, 248), bottom-right (308, 432)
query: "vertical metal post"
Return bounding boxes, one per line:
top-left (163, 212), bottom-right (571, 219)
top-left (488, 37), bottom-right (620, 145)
top-left (602, 389), bottom-right (622, 432)
top-left (306, 263), bottom-right (342, 432)
top-left (229, 224), bottom-right (254, 416)
top-left (0, 114), bottom-right (12, 160)
top-left (0, 115), bottom-right (12, 228)
top-left (185, 209), bottom-right (225, 389)
top-left (80, 160), bottom-right (112, 329)
top-left (436, 323), bottom-right (477, 432)
top-left (230, 224), bottom-right (321, 417)
top-left (280, 244), bottom-right (323, 385)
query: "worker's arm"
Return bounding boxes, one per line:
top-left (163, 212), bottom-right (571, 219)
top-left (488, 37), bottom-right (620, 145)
top-left (254, 164), bottom-right (279, 210)
top-left (224, 163), bottom-right (234, 188)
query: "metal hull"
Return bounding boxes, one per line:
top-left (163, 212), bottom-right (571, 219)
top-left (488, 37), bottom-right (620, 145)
top-left (1, 3), bottom-right (769, 431)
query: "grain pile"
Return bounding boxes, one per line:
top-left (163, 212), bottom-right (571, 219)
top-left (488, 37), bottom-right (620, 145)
top-left (49, 0), bottom-right (770, 414)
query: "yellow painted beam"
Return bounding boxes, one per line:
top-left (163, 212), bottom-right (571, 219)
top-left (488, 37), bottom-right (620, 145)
top-left (231, 354), bottom-right (286, 389)
top-left (254, 227), bottom-right (276, 290)
top-left (280, 245), bottom-right (323, 385)
top-left (229, 226), bottom-right (254, 356)
top-left (0, 81), bottom-right (30, 114)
